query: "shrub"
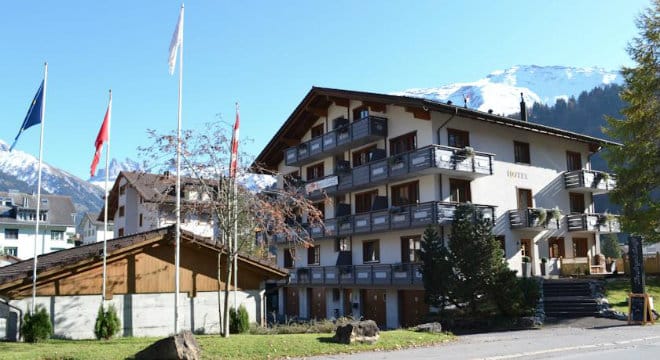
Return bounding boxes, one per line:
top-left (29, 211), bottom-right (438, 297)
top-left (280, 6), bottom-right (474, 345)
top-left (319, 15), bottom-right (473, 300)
top-left (94, 303), bottom-right (121, 340)
top-left (518, 278), bottom-right (540, 314)
top-left (229, 305), bottom-right (250, 334)
top-left (21, 305), bottom-right (52, 343)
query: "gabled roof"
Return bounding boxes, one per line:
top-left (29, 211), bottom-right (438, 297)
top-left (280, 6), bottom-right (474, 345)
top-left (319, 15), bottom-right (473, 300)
top-left (0, 225), bottom-right (287, 294)
top-left (81, 212), bottom-right (114, 228)
top-left (254, 87), bottom-right (621, 170)
top-left (0, 191), bottom-right (76, 226)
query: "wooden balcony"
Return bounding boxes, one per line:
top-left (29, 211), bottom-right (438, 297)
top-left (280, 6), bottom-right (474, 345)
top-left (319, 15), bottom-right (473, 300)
top-left (308, 201), bottom-right (495, 239)
top-left (509, 208), bottom-right (561, 231)
top-left (288, 263), bottom-right (423, 287)
top-left (284, 116), bottom-right (388, 167)
top-left (567, 213), bottom-right (621, 233)
top-left (564, 170), bottom-right (616, 194)
top-left (301, 144), bottom-right (494, 198)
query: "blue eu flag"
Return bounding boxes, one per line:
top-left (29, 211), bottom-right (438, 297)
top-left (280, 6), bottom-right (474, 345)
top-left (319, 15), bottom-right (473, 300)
top-left (10, 80), bottom-right (45, 152)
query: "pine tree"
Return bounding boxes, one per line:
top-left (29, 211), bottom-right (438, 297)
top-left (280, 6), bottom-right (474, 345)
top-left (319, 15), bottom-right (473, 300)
top-left (419, 225), bottom-right (452, 310)
top-left (601, 234), bottom-right (622, 260)
top-left (604, 0), bottom-right (660, 243)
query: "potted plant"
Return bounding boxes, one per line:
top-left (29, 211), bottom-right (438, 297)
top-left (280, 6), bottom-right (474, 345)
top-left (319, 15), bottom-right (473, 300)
top-left (521, 255), bottom-right (532, 278)
top-left (540, 257), bottom-right (548, 277)
top-left (457, 146), bottom-right (476, 158)
top-left (531, 208), bottom-right (547, 226)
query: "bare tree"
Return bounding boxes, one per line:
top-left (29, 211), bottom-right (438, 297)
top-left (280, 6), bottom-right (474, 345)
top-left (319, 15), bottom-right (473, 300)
top-left (139, 121), bottom-right (323, 337)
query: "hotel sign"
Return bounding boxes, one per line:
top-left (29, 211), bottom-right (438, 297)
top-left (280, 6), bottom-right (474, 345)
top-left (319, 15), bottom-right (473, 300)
top-left (506, 170), bottom-right (528, 180)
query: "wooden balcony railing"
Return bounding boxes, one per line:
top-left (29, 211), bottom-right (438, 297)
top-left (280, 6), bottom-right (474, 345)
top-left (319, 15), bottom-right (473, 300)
top-left (567, 213), bottom-right (621, 233)
top-left (509, 208), bottom-right (561, 230)
top-left (288, 263), bottom-right (423, 287)
top-left (564, 170), bottom-right (616, 194)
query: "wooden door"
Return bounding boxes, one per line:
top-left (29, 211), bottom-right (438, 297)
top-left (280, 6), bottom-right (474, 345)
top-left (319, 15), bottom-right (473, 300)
top-left (573, 238), bottom-right (588, 258)
top-left (343, 289), bottom-right (353, 317)
top-left (521, 239), bottom-right (532, 258)
top-left (399, 290), bottom-right (428, 327)
top-left (285, 287), bottom-right (299, 318)
top-left (308, 287), bottom-right (326, 320)
top-left (517, 188), bottom-right (533, 209)
top-left (361, 289), bottom-right (387, 327)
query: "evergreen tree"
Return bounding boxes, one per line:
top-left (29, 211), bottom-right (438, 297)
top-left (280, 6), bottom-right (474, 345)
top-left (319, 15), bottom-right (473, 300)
top-left (604, 0), bottom-right (660, 243)
top-left (601, 233), bottom-right (622, 260)
top-left (419, 225), bottom-right (452, 310)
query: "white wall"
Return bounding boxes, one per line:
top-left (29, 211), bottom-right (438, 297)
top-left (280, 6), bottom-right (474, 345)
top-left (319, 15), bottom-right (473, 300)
top-left (0, 224), bottom-right (74, 260)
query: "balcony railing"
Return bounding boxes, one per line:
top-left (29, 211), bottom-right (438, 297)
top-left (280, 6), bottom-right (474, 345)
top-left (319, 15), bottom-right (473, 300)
top-left (284, 116), bottom-right (388, 167)
top-left (302, 144), bottom-right (494, 199)
top-left (567, 213), bottom-right (621, 233)
top-left (509, 208), bottom-right (561, 230)
top-left (288, 263), bottom-right (423, 287)
top-left (564, 170), bottom-right (616, 194)
top-left (307, 201), bottom-right (495, 239)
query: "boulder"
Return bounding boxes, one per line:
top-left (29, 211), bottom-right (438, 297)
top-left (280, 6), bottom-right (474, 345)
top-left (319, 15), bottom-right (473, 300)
top-left (412, 322), bottom-right (443, 333)
top-left (334, 320), bottom-right (380, 344)
top-left (135, 330), bottom-right (201, 360)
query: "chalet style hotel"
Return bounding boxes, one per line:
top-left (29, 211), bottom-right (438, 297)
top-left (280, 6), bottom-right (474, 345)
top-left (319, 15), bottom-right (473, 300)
top-left (254, 87), bottom-right (620, 328)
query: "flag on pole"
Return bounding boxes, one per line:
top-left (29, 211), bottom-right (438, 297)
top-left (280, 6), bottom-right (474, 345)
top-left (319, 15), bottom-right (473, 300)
top-left (168, 5), bottom-right (184, 75)
top-left (91, 96), bottom-right (112, 177)
top-left (10, 81), bottom-right (45, 151)
top-left (229, 104), bottom-right (240, 178)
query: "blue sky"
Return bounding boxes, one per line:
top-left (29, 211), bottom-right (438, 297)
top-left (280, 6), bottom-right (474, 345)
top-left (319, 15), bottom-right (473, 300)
top-left (0, 0), bottom-right (650, 180)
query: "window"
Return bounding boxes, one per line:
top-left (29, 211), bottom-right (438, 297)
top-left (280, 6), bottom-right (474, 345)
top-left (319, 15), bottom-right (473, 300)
top-left (306, 162), bottom-right (324, 181)
top-left (362, 240), bottom-right (380, 263)
top-left (311, 124), bottom-right (324, 139)
top-left (118, 228), bottom-right (124, 237)
top-left (4, 229), bottom-right (18, 240)
top-left (119, 184), bottom-right (126, 196)
top-left (569, 193), bottom-right (585, 213)
top-left (514, 141), bottom-right (530, 164)
top-left (353, 106), bottom-right (369, 120)
top-left (566, 151), bottom-right (582, 171)
top-left (307, 245), bottom-right (320, 265)
top-left (449, 179), bottom-right (471, 203)
top-left (400, 235), bottom-right (421, 263)
top-left (517, 188), bottom-right (533, 209)
top-left (495, 235), bottom-right (506, 258)
top-left (51, 230), bottom-right (64, 240)
top-left (447, 128), bottom-right (470, 148)
top-left (352, 145), bottom-right (376, 167)
top-left (520, 239), bottom-right (531, 257)
top-left (389, 132), bottom-right (417, 156)
top-left (335, 237), bottom-right (351, 252)
top-left (2, 247), bottom-right (17, 256)
top-left (139, 213), bottom-right (143, 227)
top-left (283, 248), bottom-right (295, 268)
top-left (355, 190), bottom-right (378, 213)
top-left (573, 238), bottom-right (588, 257)
top-left (391, 181), bottom-right (419, 206)
top-left (549, 237), bottom-right (565, 258)
top-left (118, 206), bottom-right (125, 217)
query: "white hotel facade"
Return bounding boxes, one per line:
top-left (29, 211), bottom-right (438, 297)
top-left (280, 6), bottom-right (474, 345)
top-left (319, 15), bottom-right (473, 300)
top-left (255, 87), bottom-right (619, 328)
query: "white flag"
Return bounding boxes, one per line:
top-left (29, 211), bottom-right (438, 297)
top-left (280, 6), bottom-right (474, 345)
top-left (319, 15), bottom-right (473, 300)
top-left (168, 5), bottom-right (184, 75)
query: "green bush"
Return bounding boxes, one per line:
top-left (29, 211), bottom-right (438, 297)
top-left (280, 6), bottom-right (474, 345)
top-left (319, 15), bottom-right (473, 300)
top-left (94, 304), bottom-right (121, 340)
top-left (229, 305), bottom-right (250, 334)
top-left (21, 305), bottom-right (52, 343)
top-left (249, 318), bottom-right (341, 335)
top-left (518, 278), bottom-right (540, 314)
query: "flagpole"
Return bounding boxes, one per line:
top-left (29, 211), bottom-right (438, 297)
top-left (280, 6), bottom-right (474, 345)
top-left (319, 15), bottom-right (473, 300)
top-left (233, 103), bottom-right (239, 310)
top-left (31, 62), bottom-right (48, 313)
top-left (174, 3), bottom-right (184, 334)
top-left (102, 89), bottom-right (112, 306)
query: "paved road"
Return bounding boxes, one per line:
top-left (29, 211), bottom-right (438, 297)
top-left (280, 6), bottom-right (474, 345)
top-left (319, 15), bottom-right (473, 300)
top-left (307, 321), bottom-right (660, 360)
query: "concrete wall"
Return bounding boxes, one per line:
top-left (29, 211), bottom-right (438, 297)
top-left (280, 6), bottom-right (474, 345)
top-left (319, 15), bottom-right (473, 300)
top-left (2, 290), bottom-right (264, 341)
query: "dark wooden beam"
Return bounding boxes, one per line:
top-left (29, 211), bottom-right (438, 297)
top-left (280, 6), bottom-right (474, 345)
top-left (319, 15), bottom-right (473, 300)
top-left (306, 106), bottom-right (328, 118)
top-left (405, 107), bottom-right (431, 120)
top-left (364, 101), bottom-right (387, 113)
top-left (330, 96), bottom-right (349, 107)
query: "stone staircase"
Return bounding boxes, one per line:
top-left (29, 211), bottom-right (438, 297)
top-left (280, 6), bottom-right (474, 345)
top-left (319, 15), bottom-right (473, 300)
top-left (543, 279), bottom-right (600, 318)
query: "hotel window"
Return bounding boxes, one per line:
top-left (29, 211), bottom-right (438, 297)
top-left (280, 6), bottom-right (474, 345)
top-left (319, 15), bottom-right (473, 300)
top-left (4, 229), bottom-right (18, 240)
top-left (2, 247), bottom-right (17, 256)
top-left (352, 145), bottom-right (376, 167)
top-left (352, 106), bottom-right (369, 120)
top-left (549, 237), bottom-right (565, 258)
top-left (391, 181), bottom-right (419, 206)
top-left (566, 151), bottom-right (582, 171)
top-left (389, 132), bottom-right (417, 156)
top-left (362, 240), bottom-right (380, 263)
top-left (514, 141), bottom-right (530, 164)
top-left (311, 123), bottom-right (324, 139)
top-left (447, 128), bottom-right (470, 148)
top-left (306, 162), bottom-right (324, 181)
top-left (400, 235), bottom-right (421, 263)
top-left (449, 179), bottom-right (472, 203)
top-left (283, 248), bottom-right (295, 268)
top-left (335, 237), bottom-right (351, 252)
top-left (355, 190), bottom-right (378, 213)
top-left (569, 193), bottom-right (585, 213)
top-left (307, 245), bottom-right (320, 265)
top-left (51, 230), bottom-right (64, 240)
top-left (118, 228), bottom-right (124, 237)
top-left (119, 206), bottom-right (125, 217)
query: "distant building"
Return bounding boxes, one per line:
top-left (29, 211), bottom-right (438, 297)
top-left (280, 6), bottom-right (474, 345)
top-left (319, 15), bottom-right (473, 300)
top-left (78, 212), bottom-right (114, 245)
top-left (0, 191), bottom-right (76, 259)
top-left (101, 171), bottom-right (217, 238)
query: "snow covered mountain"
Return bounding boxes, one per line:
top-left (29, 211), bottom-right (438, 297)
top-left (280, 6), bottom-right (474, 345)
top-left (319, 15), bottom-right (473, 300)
top-left (0, 140), bottom-right (104, 214)
top-left (89, 158), bottom-right (145, 190)
top-left (395, 65), bottom-right (623, 115)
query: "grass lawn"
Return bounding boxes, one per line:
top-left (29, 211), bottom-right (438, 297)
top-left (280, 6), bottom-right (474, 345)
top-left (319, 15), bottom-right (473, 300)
top-left (604, 275), bottom-right (660, 313)
top-left (0, 330), bottom-right (454, 360)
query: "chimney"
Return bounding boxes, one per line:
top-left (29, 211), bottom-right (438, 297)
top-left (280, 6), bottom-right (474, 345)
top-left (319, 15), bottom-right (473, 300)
top-left (520, 92), bottom-right (528, 122)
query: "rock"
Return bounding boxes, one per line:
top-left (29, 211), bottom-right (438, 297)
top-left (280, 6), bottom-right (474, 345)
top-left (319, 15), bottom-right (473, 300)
top-left (334, 320), bottom-right (380, 344)
top-left (135, 330), bottom-right (201, 360)
top-left (413, 322), bottom-right (443, 333)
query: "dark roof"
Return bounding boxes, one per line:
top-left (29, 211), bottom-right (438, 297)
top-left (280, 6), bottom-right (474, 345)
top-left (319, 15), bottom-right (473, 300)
top-left (0, 225), bottom-right (287, 288)
top-left (254, 87), bottom-right (621, 170)
top-left (81, 212), bottom-right (113, 228)
top-left (0, 191), bottom-right (76, 226)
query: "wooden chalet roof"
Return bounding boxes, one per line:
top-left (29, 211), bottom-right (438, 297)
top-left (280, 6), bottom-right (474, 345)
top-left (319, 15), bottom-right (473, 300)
top-left (0, 225), bottom-right (287, 296)
top-left (253, 86), bottom-right (621, 171)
